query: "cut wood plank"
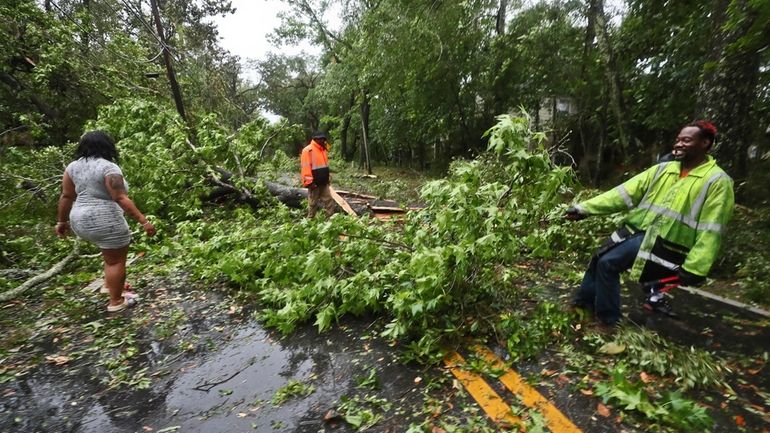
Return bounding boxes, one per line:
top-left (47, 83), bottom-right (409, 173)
top-left (332, 190), bottom-right (377, 200)
top-left (369, 205), bottom-right (405, 213)
top-left (372, 213), bottom-right (406, 222)
top-left (329, 186), bottom-right (357, 216)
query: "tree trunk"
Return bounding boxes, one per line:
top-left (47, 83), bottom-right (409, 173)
top-left (149, 0), bottom-right (187, 122)
top-left (340, 92), bottom-right (355, 161)
top-left (575, 0), bottom-right (597, 173)
top-left (697, 0), bottom-right (761, 177)
top-left (591, 0), bottom-right (629, 152)
top-left (417, 140), bottom-right (426, 170)
top-left (203, 169), bottom-right (308, 209)
top-left (360, 90), bottom-right (372, 174)
top-left (594, 87), bottom-right (610, 186)
top-left (80, 0), bottom-right (91, 54)
top-left (551, 97), bottom-right (558, 147)
top-left (264, 181), bottom-right (308, 208)
top-left (495, 0), bottom-right (508, 35)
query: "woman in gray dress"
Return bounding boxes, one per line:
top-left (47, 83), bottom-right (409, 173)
top-left (55, 131), bottom-right (156, 312)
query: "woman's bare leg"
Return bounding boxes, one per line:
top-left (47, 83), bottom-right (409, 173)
top-left (102, 246), bottom-right (129, 307)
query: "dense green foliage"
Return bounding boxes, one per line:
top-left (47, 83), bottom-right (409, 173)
top-left (2, 2), bottom-right (769, 431)
top-left (4, 0), bottom-right (769, 186)
top-left (595, 364), bottom-right (713, 431)
top-left (158, 114), bottom-right (577, 361)
top-left (268, 0), bottom-right (770, 186)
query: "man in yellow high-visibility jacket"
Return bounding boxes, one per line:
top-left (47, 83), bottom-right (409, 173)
top-left (565, 121), bottom-right (734, 325)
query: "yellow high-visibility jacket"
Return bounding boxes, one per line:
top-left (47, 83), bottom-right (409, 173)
top-left (575, 156), bottom-right (734, 280)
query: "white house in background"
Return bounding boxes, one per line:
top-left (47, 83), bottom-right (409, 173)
top-left (538, 97), bottom-right (578, 125)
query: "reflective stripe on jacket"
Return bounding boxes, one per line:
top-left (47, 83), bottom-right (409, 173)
top-left (575, 155), bottom-right (734, 280)
top-left (300, 140), bottom-right (330, 187)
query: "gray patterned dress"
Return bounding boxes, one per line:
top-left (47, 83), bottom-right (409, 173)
top-left (65, 157), bottom-right (131, 249)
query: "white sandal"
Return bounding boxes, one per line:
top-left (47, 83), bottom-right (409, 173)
top-left (106, 292), bottom-right (139, 312)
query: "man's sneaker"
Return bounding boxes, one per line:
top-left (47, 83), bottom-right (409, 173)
top-left (643, 297), bottom-right (679, 318)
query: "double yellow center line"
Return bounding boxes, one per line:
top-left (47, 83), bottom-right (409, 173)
top-left (444, 346), bottom-right (583, 432)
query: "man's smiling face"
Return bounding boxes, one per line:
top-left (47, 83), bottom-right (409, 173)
top-left (672, 126), bottom-right (710, 163)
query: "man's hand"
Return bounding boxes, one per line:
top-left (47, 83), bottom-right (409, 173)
top-left (564, 206), bottom-right (587, 221)
top-left (677, 269), bottom-right (706, 287)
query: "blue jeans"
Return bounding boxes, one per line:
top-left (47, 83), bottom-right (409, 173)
top-left (574, 233), bottom-right (644, 325)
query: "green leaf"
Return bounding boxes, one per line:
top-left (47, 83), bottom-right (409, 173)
top-left (599, 342), bottom-right (626, 355)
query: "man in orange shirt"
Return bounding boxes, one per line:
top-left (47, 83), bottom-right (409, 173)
top-left (300, 131), bottom-right (336, 217)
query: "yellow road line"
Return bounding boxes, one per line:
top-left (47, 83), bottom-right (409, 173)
top-left (443, 351), bottom-right (522, 428)
top-left (474, 346), bottom-right (583, 433)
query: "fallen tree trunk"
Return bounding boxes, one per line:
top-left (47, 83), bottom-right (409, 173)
top-left (204, 179), bottom-right (308, 209)
top-left (264, 180), bottom-right (307, 209)
top-left (203, 169), bottom-right (389, 216)
top-left (0, 241), bottom-right (80, 302)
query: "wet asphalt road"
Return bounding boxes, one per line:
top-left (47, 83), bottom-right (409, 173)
top-left (1, 285), bottom-right (769, 433)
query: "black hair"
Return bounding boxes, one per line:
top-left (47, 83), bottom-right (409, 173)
top-left (311, 130), bottom-right (328, 140)
top-left (74, 130), bottom-right (119, 162)
top-left (685, 120), bottom-right (717, 148)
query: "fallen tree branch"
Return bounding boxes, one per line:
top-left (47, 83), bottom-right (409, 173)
top-left (258, 121), bottom-right (289, 159)
top-left (0, 241), bottom-right (80, 302)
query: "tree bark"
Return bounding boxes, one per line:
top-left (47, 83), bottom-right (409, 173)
top-left (149, 0), bottom-right (187, 122)
top-left (360, 90), bottom-right (372, 174)
top-left (340, 92), bottom-right (356, 161)
top-left (0, 242), bottom-right (80, 302)
top-left (80, 0), bottom-right (91, 54)
top-left (576, 0), bottom-right (597, 177)
top-left (495, 0), bottom-right (508, 35)
top-left (203, 168), bottom-right (308, 209)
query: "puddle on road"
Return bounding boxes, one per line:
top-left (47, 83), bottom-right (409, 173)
top-left (3, 317), bottom-right (424, 433)
top-left (77, 325), bottom-right (317, 432)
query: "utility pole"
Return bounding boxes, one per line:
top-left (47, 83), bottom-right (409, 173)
top-left (360, 91), bottom-right (372, 175)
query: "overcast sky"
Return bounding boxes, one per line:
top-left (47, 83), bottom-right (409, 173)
top-left (211, 0), bottom-right (338, 82)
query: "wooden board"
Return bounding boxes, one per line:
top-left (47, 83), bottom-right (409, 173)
top-left (329, 186), bottom-right (357, 216)
top-left (369, 205), bottom-right (405, 213)
top-left (332, 190), bottom-right (377, 200)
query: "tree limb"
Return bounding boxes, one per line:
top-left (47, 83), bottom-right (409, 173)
top-left (0, 241), bottom-right (80, 302)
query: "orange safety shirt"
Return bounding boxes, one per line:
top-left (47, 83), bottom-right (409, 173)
top-left (300, 140), bottom-right (330, 187)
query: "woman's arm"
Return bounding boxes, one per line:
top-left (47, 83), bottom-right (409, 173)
top-left (55, 172), bottom-right (76, 237)
top-left (105, 174), bottom-right (156, 236)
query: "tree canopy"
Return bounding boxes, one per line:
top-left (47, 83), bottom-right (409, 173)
top-left (2, 0), bottom-right (769, 187)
